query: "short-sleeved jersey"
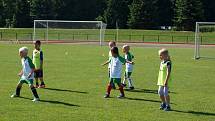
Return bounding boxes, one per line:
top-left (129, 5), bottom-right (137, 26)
top-left (125, 52), bottom-right (134, 72)
top-left (157, 60), bottom-right (172, 86)
top-left (109, 56), bottom-right (126, 78)
top-left (33, 49), bottom-right (43, 69)
top-left (21, 56), bottom-right (35, 80)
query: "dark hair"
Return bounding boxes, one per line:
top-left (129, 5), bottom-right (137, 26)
top-left (34, 40), bottom-right (41, 45)
top-left (112, 41), bottom-right (116, 46)
top-left (111, 46), bottom-right (119, 55)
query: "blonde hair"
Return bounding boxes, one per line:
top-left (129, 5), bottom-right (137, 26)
top-left (122, 44), bottom-right (130, 50)
top-left (159, 48), bottom-right (170, 60)
top-left (19, 47), bottom-right (28, 53)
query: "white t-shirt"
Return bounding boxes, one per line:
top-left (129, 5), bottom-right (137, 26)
top-left (109, 56), bottom-right (126, 78)
top-left (21, 57), bottom-right (35, 80)
top-left (125, 52), bottom-right (134, 72)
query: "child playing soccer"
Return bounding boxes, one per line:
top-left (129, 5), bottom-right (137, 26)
top-left (122, 45), bottom-right (135, 90)
top-left (102, 46), bottom-right (134, 98)
top-left (33, 40), bottom-right (45, 88)
top-left (108, 41), bottom-right (116, 89)
top-left (11, 47), bottom-right (40, 102)
top-left (157, 48), bottom-right (172, 111)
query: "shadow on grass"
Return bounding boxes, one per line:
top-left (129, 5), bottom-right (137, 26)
top-left (172, 109), bottom-right (215, 116)
top-left (19, 96), bottom-right (80, 107)
top-left (125, 88), bottom-right (158, 94)
top-left (42, 87), bottom-right (88, 94)
top-left (125, 97), bottom-right (161, 103)
top-left (125, 88), bottom-right (176, 94)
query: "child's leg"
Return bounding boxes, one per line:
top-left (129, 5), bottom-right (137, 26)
top-left (35, 78), bottom-right (39, 87)
top-left (38, 70), bottom-right (45, 87)
top-left (15, 82), bottom-right (23, 96)
top-left (158, 86), bottom-right (166, 104)
top-left (29, 84), bottom-right (39, 99)
top-left (164, 86), bottom-right (170, 107)
top-left (106, 80), bottom-right (113, 96)
top-left (117, 82), bottom-right (124, 96)
top-left (127, 72), bottom-right (134, 88)
top-left (122, 72), bottom-right (127, 85)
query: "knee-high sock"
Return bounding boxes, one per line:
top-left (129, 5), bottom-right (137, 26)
top-left (128, 78), bottom-right (133, 87)
top-left (16, 87), bottom-right (21, 96)
top-left (123, 78), bottom-right (127, 84)
top-left (119, 85), bottom-right (124, 95)
top-left (31, 87), bottom-right (39, 98)
top-left (106, 84), bottom-right (112, 95)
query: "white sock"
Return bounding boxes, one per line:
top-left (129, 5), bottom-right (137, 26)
top-left (128, 78), bottom-right (133, 87)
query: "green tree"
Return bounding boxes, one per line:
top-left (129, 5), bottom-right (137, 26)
top-left (15, 0), bottom-right (31, 27)
top-left (174, 0), bottom-right (204, 30)
top-left (201, 0), bottom-right (215, 22)
top-left (0, 0), bottom-right (5, 27)
top-left (127, 0), bottom-right (144, 29)
top-left (103, 0), bottom-right (129, 28)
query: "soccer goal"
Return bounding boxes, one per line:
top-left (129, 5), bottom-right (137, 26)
top-left (194, 22), bottom-right (215, 59)
top-left (33, 20), bottom-right (107, 45)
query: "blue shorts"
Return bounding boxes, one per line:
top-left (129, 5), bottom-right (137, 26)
top-left (19, 79), bottom-right (34, 85)
top-left (34, 69), bottom-right (43, 78)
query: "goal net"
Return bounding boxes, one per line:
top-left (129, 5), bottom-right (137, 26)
top-left (194, 22), bottom-right (215, 59)
top-left (33, 20), bottom-right (107, 45)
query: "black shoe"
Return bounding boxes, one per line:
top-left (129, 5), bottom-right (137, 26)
top-left (104, 94), bottom-right (110, 98)
top-left (122, 83), bottom-right (126, 87)
top-left (160, 103), bottom-right (166, 110)
top-left (164, 106), bottom-right (171, 111)
top-left (129, 87), bottom-right (134, 90)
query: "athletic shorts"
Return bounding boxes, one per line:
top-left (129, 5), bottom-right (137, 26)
top-left (34, 69), bottom-right (43, 78)
top-left (19, 79), bottom-right (34, 85)
top-left (124, 72), bottom-right (132, 78)
top-left (110, 78), bottom-right (121, 84)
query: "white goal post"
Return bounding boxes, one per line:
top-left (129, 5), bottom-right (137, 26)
top-left (194, 22), bottom-right (215, 59)
top-left (33, 20), bottom-right (107, 45)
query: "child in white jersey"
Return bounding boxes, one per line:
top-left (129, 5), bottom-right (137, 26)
top-left (122, 45), bottom-right (135, 90)
top-left (11, 47), bottom-right (40, 102)
top-left (108, 41), bottom-right (116, 89)
top-left (102, 46), bottom-right (134, 98)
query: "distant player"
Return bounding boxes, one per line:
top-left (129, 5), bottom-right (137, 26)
top-left (33, 40), bottom-right (45, 88)
top-left (157, 48), bottom-right (172, 111)
top-left (108, 41), bottom-right (116, 89)
top-left (11, 47), bottom-right (40, 102)
top-left (102, 46), bottom-right (134, 98)
top-left (122, 45), bottom-right (135, 90)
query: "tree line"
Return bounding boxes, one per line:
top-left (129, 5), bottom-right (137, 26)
top-left (0, 0), bottom-right (214, 30)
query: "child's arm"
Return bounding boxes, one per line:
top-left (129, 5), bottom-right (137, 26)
top-left (18, 70), bottom-right (23, 77)
top-left (40, 51), bottom-right (43, 70)
top-left (28, 58), bottom-right (35, 78)
top-left (164, 63), bottom-right (171, 86)
top-left (126, 60), bottom-right (134, 65)
top-left (101, 60), bottom-right (110, 66)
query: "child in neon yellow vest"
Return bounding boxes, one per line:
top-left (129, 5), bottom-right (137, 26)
top-left (33, 40), bottom-right (45, 88)
top-left (157, 48), bottom-right (172, 111)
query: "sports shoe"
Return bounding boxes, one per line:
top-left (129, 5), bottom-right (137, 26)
top-left (117, 94), bottom-right (125, 98)
top-left (122, 83), bottom-right (127, 87)
top-left (129, 86), bottom-right (134, 90)
top-left (104, 94), bottom-right (110, 98)
top-left (32, 98), bottom-right (40, 102)
top-left (164, 106), bottom-right (171, 111)
top-left (160, 103), bottom-right (166, 110)
top-left (11, 94), bottom-right (19, 98)
top-left (35, 85), bottom-right (39, 88)
top-left (39, 84), bottom-right (45, 88)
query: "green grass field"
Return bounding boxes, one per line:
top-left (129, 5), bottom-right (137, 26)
top-left (1, 28), bottom-right (215, 44)
top-left (0, 43), bottom-right (215, 121)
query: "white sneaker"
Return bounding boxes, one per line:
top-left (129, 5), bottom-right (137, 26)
top-left (32, 98), bottom-right (40, 102)
top-left (11, 94), bottom-right (19, 98)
